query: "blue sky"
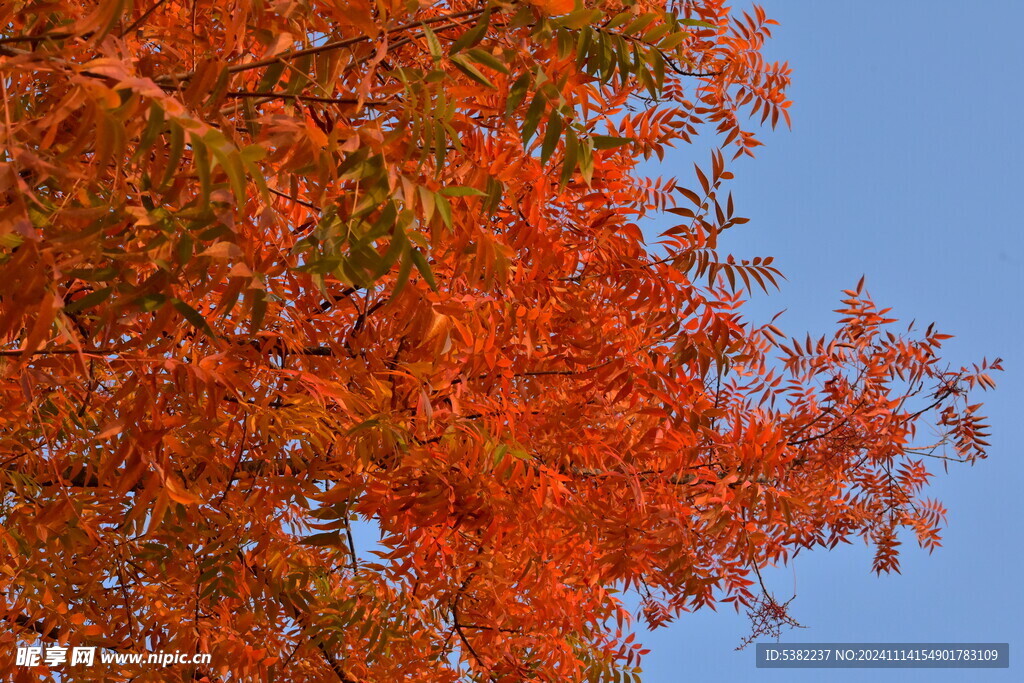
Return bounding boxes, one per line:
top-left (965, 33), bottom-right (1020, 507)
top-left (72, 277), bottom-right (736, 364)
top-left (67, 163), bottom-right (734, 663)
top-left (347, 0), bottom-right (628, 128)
top-left (633, 1), bottom-right (1023, 680)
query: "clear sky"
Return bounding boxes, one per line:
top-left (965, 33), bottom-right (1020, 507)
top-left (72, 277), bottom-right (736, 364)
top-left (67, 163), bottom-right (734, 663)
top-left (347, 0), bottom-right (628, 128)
top-left (633, 1), bottom-right (1024, 680)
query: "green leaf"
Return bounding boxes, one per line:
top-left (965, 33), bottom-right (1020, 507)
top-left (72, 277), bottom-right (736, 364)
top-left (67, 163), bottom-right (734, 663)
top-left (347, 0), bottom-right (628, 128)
top-left (377, 223), bottom-right (408, 277)
top-left (301, 532), bottom-right (342, 546)
top-left (576, 26), bottom-right (594, 62)
top-left (242, 96), bottom-right (260, 136)
top-left (466, 48), bottom-right (509, 74)
top-left (439, 185), bottom-right (486, 197)
top-left (578, 136), bottom-right (594, 185)
top-left (363, 201), bottom-right (399, 241)
top-left (449, 10), bottom-right (491, 55)
top-left (418, 185), bottom-right (436, 222)
top-left (390, 248), bottom-right (415, 300)
top-left (638, 51), bottom-right (658, 98)
top-left (649, 47), bottom-right (666, 90)
top-left (136, 293), bottom-right (167, 312)
top-left (422, 25), bottom-right (443, 63)
top-left (598, 33), bottom-right (615, 83)
top-left (592, 135), bottom-right (632, 150)
top-left (0, 233), bottom-right (25, 249)
top-left (64, 287), bottom-right (112, 313)
top-left (606, 11), bottom-right (633, 29)
top-left (644, 23), bottom-right (672, 43)
top-left (198, 567), bottom-right (221, 584)
top-left (483, 176), bottom-right (503, 216)
top-left (248, 288), bottom-right (267, 333)
top-left (285, 54), bottom-right (313, 95)
top-left (190, 136), bottom-right (212, 207)
top-left (240, 144), bottom-right (269, 201)
top-left (172, 298), bottom-right (215, 337)
top-left (134, 102), bottom-right (165, 162)
top-left (176, 232), bottom-right (194, 267)
top-left (658, 30), bottom-right (688, 50)
top-left (540, 111), bottom-right (563, 165)
top-left (560, 128), bottom-right (579, 188)
top-left (337, 148), bottom-right (371, 179)
top-left (409, 249), bottom-right (437, 290)
top-left (435, 193), bottom-right (453, 230)
top-left (680, 18), bottom-right (716, 28)
top-left (160, 122), bottom-right (185, 190)
top-left (434, 121), bottom-right (447, 170)
top-left (450, 54), bottom-right (496, 88)
top-left (556, 28), bottom-right (575, 59)
top-left (204, 64), bottom-right (232, 107)
top-left (205, 131), bottom-right (247, 206)
top-left (521, 91), bottom-right (548, 145)
top-left (256, 61), bottom-right (287, 92)
top-left (558, 9), bottom-right (604, 30)
top-left (346, 418), bottom-right (381, 436)
top-left (505, 72), bottom-right (531, 114)
top-left (614, 35), bottom-right (631, 81)
top-left (623, 14), bottom-right (658, 36)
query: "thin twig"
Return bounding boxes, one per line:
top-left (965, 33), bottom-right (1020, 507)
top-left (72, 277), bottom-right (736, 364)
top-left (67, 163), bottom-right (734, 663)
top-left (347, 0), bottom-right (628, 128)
top-left (221, 91), bottom-right (389, 106)
top-left (156, 7), bottom-right (487, 84)
top-left (120, 0), bottom-right (171, 37)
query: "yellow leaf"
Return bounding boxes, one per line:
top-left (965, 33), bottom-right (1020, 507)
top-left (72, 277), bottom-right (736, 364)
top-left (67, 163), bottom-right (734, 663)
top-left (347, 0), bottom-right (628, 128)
top-left (163, 476), bottom-right (200, 506)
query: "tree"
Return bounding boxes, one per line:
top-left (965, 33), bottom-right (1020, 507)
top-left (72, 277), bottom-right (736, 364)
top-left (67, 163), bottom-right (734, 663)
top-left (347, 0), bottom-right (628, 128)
top-left (0, 0), bottom-right (999, 681)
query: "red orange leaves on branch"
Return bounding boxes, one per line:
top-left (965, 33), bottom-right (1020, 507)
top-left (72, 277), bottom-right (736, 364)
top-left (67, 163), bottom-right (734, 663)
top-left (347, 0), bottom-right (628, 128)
top-left (0, 1), bottom-right (996, 681)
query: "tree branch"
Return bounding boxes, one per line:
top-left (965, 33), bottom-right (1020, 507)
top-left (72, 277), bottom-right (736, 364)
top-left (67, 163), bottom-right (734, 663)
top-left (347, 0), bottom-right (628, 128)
top-left (155, 7), bottom-right (487, 85)
top-left (221, 91), bottom-right (390, 106)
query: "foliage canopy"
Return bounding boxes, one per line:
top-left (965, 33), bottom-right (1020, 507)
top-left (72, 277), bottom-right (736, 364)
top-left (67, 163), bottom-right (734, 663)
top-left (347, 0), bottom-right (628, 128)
top-left (0, 0), bottom-right (998, 680)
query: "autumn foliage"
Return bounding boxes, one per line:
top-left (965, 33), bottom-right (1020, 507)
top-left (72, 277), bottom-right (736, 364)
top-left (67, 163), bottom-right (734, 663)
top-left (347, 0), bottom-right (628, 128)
top-left (0, 1), bottom-right (998, 681)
